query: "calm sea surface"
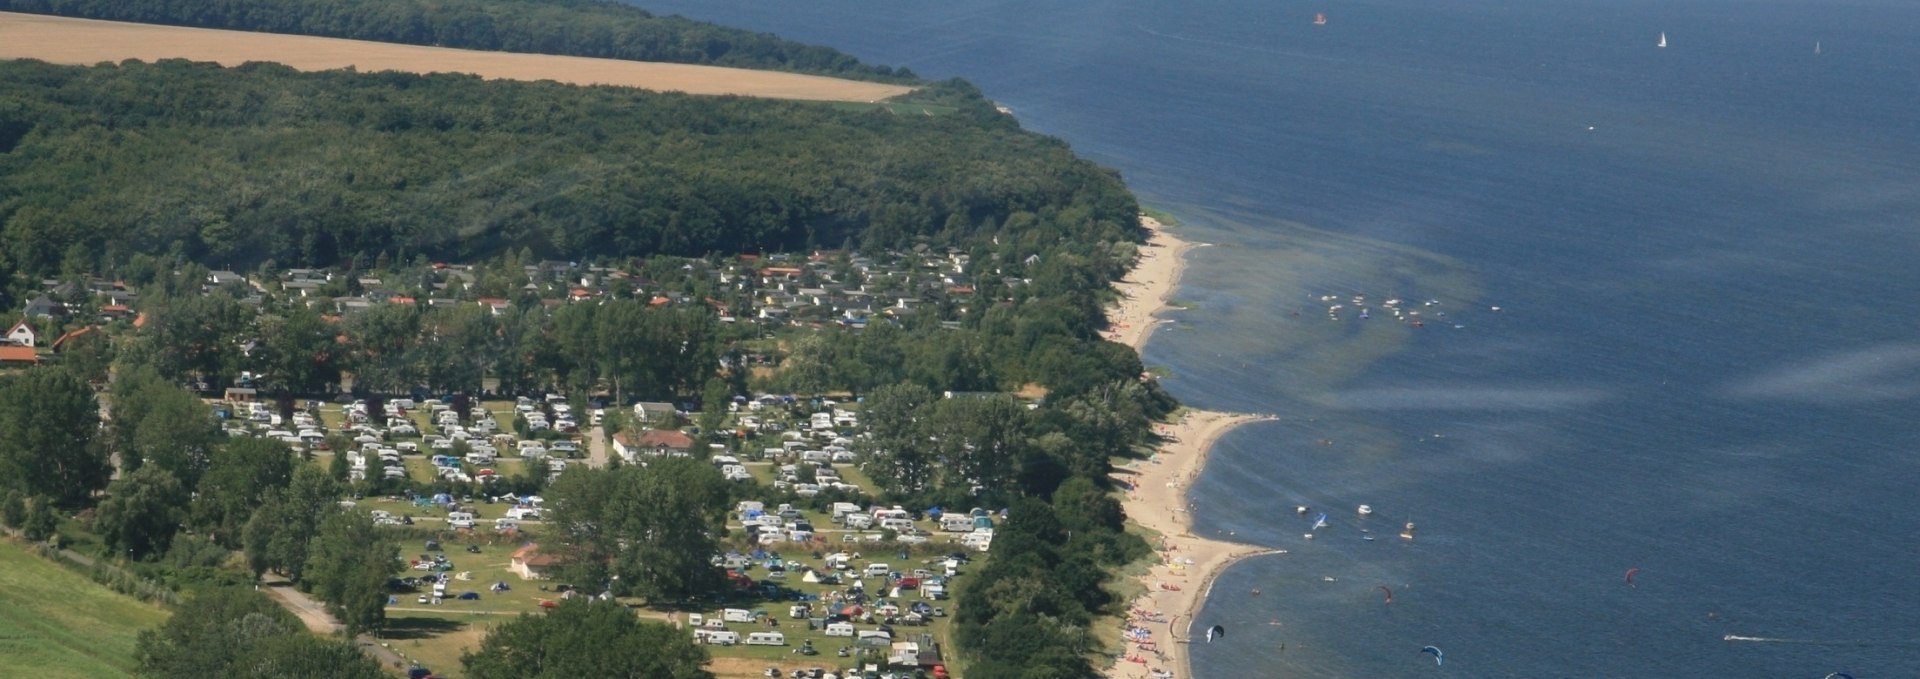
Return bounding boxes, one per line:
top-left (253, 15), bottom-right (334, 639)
top-left (635, 1), bottom-right (1920, 675)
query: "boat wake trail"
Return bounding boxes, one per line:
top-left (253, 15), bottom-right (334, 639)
top-left (1724, 634), bottom-right (1920, 648)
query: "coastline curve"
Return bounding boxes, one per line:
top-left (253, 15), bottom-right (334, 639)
top-left (1106, 215), bottom-right (1276, 679)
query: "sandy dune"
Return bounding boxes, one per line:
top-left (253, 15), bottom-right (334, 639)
top-left (0, 11), bottom-right (914, 102)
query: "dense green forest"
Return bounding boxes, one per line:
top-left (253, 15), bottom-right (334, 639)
top-left (0, 0), bottom-right (915, 82)
top-left (0, 58), bottom-right (1137, 288)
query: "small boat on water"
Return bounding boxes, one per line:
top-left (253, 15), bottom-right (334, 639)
top-left (1314, 12), bottom-right (1327, 26)
top-left (1312, 513), bottom-right (1329, 530)
top-left (1658, 32), bottom-right (1668, 48)
top-left (1357, 504), bottom-right (1373, 516)
top-left (1400, 521), bottom-right (1417, 540)
top-left (1296, 505), bottom-right (1310, 515)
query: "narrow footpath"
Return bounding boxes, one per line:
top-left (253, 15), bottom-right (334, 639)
top-left (258, 573), bottom-right (412, 671)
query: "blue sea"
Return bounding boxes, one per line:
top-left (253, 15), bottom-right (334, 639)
top-left (632, 1), bottom-right (1920, 676)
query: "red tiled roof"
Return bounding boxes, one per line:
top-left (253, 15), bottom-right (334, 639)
top-left (0, 346), bottom-right (38, 363)
top-left (50, 326), bottom-right (99, 352)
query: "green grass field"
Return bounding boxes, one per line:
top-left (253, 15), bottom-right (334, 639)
top-left (0, 540), bottom-right (170, 679)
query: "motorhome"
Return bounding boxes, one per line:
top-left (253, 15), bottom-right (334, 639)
top-left (744, 632), bottom-right (786, 646)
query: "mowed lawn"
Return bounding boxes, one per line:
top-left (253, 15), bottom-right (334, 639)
top-left (0, 540), bottom-right (169, 679)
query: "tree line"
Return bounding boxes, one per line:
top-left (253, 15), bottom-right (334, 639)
top-left (0, 0), bottom-right (914, 82)
top-left (0, 58), bottom-right (1137, 299)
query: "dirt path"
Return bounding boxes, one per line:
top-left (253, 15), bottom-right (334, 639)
top-left (259, 574), bottom-right (414, 672)
top-left (0, 11), bottom-right (914, 103)
top-left (260, 575), bottom-right (345, 634)
top-left (585, 425), bottom-right (612, 469)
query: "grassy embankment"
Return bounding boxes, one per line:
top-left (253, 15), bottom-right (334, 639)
top-left (0, 539), bottom-right (170, 679)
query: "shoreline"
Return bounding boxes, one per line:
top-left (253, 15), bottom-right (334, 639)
top-left (1105, 217), bottom-right (1274, 679)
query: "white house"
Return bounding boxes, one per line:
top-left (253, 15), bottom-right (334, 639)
top-left (3, 320), bottom-right (35, 347)
top-left (612, 429), bottom-right (695, 462)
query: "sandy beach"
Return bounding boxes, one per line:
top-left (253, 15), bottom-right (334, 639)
top-left (1106, 217), bottom-right (1274, 679)
top-left (0, 12), bottom-right (913, 103)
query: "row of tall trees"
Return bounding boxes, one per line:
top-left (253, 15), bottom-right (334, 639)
top-left (0, 0), bottom-right (914, 82)
top-left (106, 283), bottom-right (724, 399)
top-left (953, 492), bottom-right (1146, 678)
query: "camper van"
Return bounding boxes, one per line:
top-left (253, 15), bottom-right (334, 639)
top-left (824, 621), bottom-right (856, 637)
top-left (446, 512), bottom-right (475, 529)
top-left (721, 608), bottom-right (755, 623)
top-left (961, 530), bottom-right (993, 552)
top-left (744, 632), bottom-right (786, 646)
top-left (939, 515), bottom-right (975, 532)
top-left (695, 630), bottom-right (739, 646)
top-left (864, 563), bottom-right (891, 578)
top-left (843, 513), bottom-right (873, 529)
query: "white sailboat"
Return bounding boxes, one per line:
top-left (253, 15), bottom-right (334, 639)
top-left (1658, 32), bottom-right (1667, 48)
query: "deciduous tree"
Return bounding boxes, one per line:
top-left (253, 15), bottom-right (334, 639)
top-left (0, 367), bottom-right (109, 507)
top-left (94, 465), bottom-right (188, 561)
top-left (193, 437), bottom-right (296, 546)
top-left (462, 599), bottom-right (713, 679)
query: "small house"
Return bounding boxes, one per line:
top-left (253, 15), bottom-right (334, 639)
top-left (23, 296), bottom-right (65, 319)
top-left (509, 544), bottom-right (560, 580)
top-left (3, 320), bottom-right (35, 347)
top-left (612, 428), bottom-right (694, 462)
top-left (631, 402), bottom-right (677, 425)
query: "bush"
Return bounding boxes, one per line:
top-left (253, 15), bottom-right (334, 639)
top-left (1, 491), bottom-right (24, 528)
